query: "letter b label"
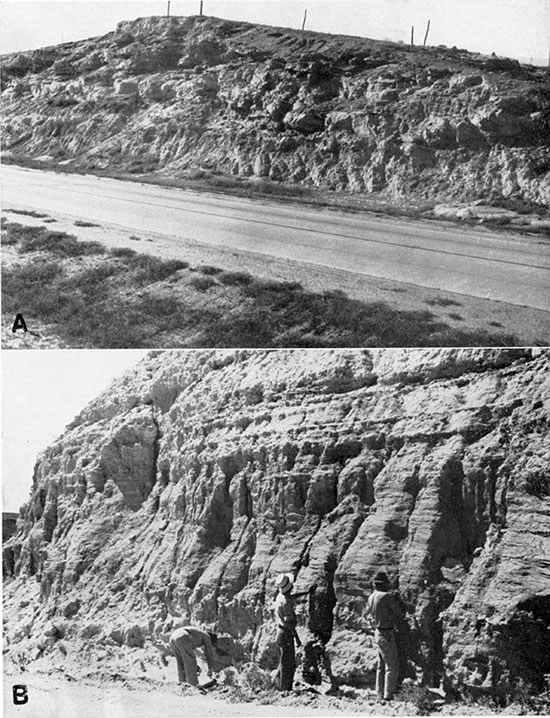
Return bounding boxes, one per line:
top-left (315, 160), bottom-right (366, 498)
top-left (13, 685), bottom-right (28, 705)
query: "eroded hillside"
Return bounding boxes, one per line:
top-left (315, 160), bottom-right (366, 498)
top-left (3, 349), bottom-right (550, 700)
top-left (2, 15), bottom-right (550, 205)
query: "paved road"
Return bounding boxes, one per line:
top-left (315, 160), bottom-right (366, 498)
top-left (2, 165), bottom-right (549, 310)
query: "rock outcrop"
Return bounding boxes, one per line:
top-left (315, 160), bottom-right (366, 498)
top-left (2, 512), bottom-right (19, 543)
top-left (3, 349), bottom-right (550, 698)
top-left (1, 15), bottom-right (549, 206)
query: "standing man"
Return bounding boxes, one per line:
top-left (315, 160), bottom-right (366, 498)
top-left (274, 572), bottom-right (301, 691)
top-left (366, 572), bottom-right (401, 701)
top-left (169, 625), bottom-right (218, 687)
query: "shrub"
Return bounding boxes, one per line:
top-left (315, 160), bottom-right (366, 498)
top-left (18, 227), bottom-right (105, 257)
top-left (198, 265), bottom-right (223, 275)
top-left (132, 255), bottom-right (189, 283)
top-left (7, 209), bottom-right (49, 219)
top-left (242, 279), bottom-right (303, 299)
top-left (396, 684), bottom-right (437, 715)
top-left (52, 58), bottom-right (77, 80)
top-left (74, 220), bottom-right (101, 228)
top-left (219, 271), bottom-right (253, 286)
top-left (110, 246), bottom-right (138, 259)
top-left (1, 231), bottom-right (18, 246)
top-left (190, 276), bottom-right (217, 292)
top-left (425, 296), bottom-right (462, 307)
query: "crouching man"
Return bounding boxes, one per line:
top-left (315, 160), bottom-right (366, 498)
top-left (169, 625), bottom-right (219, 687)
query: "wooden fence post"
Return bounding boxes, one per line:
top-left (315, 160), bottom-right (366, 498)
top-left (423, 19), bottom-right (431, 47)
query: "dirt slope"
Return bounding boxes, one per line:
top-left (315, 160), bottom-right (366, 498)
top-left (2, 15), bottom-right (549, 206)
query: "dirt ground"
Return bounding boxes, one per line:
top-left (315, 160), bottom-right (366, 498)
top-left (3, 207), bottom-right (549, 348)
top-left (3, 671), bottom-right (505, 718)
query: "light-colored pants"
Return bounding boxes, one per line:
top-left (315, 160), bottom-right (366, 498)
top-left (170, 631), bottom-right (199, 686)
top-left (375, 628), bottom-right (398, 699)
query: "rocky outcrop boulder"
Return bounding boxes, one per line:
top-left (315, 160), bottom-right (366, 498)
top-left (283, 107), bottom-right (325, 134)
top-left (115, 78), bottom-right (139, 96)
top-left (3, 349), bottom-right (549, 698)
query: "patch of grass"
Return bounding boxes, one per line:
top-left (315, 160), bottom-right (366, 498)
top-left (198, 265), bottom-right (223, 276)
top-left (132, 255), bottom-right (189, 283)
top-left (3, 222), bottom-right (43, 243)
top-left (10, 260), bottom-right (64, 285)
top-left (74, 219), bottom-right (101, 228)
top-left (6, 208), bottom-right (49, 219)
top-left (425, 296), bottom-right (462, 307)
top-left (110, 246), bottom-right (138, 259)
top-left (395, 684), bottom-right (437, 715)
top-left (19, 228), bottom-right (105, 257)
top-left (190, 276), bottom-right (217, 291)
top-left (1, 229), bottom-right (18, 246)
top-left (192, 283), bottom-right (517, 348)
top-left (2, 223), bottom-right (105, 257)
top-left (2, 224), bottom-right (520, 348)
top-left (219, 271), bottom-right (253, 287)
top-left (243, 279), bottom-right (303, 296)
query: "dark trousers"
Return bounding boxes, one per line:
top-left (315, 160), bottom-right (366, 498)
top-left (277, 629), bottom-right (296, 691)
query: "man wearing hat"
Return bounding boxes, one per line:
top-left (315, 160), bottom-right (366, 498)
top-left (366, 572), bottom-right (401, 701)
top-left (274, 572), bottom-right (301, 691)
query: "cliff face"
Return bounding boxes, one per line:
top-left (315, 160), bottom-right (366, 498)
top-left (3, 349), bottom-right (550, 697)
top-left (2, 15), bottom-right (550, 206)
top-left (2, 513), bottom-right (19, 543)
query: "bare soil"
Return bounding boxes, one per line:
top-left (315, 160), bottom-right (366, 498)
top-left (2, 670), bottom-right (504, 718)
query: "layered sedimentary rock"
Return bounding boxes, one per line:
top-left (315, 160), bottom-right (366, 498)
top-left (3, 349), bottom-right (549, 697)
top-left (2, 15), bottom-right (549, 205)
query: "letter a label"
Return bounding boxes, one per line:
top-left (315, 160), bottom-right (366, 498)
top-left (12, 313), bottom-right (28, 333)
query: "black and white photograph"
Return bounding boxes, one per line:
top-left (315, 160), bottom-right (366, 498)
top-left (2, 348), bottom-right (550, 716)
top-left (1, 0), bottom-right (549, 348)
top-left (2, 1), bottom-right (550, 717)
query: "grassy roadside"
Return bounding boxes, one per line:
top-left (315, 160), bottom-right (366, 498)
top-left (1, 221), bottom-right (519, 348)
top-left (5, 154), bottom-right (549, 236)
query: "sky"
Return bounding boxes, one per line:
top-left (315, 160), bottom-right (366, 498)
top-left (0, 0), bottom-right (548, 64)
top-left (2, 350), bottom-right (148, 512)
